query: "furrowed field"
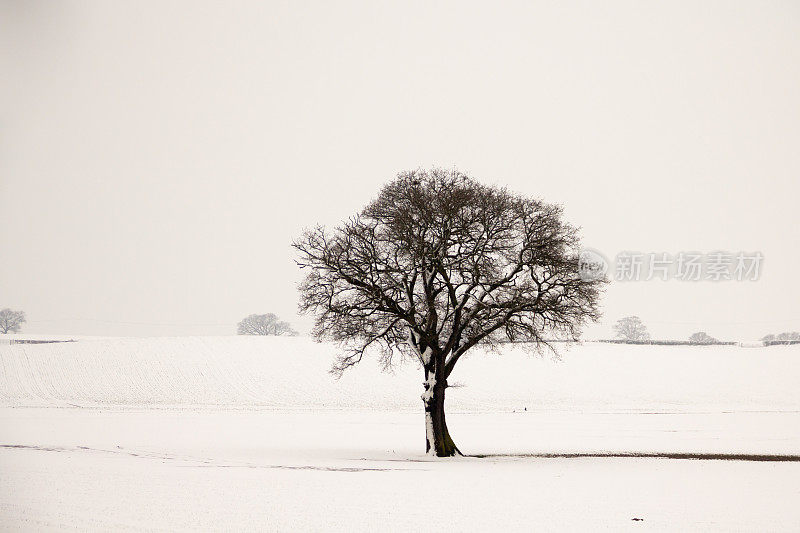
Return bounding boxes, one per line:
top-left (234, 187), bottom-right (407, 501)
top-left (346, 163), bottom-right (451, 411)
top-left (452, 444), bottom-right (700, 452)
top-left (2, 337), bottom-right (799, 531)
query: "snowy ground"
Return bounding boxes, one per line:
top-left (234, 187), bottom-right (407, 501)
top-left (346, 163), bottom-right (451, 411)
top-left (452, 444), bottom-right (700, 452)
top-left (1, 337), bottom-right (799, 531)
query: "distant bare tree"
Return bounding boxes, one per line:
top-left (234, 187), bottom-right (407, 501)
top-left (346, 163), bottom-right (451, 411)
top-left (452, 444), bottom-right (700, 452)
top-left (689, 331), bottom-right (717, 344)
top-left (613, 316), bottom-right (650, 341)
top-left (0, 308), bottom-right (26, 334)
top-left (237, 313), bottom-right (297, 336)
top-left (294, 169), bottom-right (603, 456)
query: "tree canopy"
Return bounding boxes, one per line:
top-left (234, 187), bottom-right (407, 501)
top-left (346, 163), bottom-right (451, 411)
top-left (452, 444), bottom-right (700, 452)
top-left (0, 308), bottom-right (26, 334)
top-left (237, 313), bottom-right (297, 336)
top-left (613, 316), bottom-right (650, 342)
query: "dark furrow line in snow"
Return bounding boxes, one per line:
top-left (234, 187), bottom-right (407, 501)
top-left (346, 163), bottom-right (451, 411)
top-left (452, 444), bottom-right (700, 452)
top-left (468, 452), bottom-right (800, 462)
top-left (0, 444), bottom-right (423, 472)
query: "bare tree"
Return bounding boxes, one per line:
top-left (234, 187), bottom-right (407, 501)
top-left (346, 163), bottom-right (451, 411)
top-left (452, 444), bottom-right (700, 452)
top-left (0, 308), bottom-right (26, 334)
top-left (294, 169), bottom-right (603, 456)
top-left (613, 316), bottom-right (650, 342)
top-left (689, 331), bottom-right (717, 344)
top-left (237, 313), bottom-right (298, 336)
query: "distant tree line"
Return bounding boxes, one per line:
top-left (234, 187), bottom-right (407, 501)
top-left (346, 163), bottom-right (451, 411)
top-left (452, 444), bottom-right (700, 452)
top-left (761, 332), bottom-right (800, 346)
top-left (599, 338), bottom-right (736, 346)
top-left (610, 317), bottom-right (800, 346)
top-left (611, 316), bottom-right (733, 345)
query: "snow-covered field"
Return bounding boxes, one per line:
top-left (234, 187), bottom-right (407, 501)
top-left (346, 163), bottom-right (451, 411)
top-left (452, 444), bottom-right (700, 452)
top-left (1, 337), bottom-right (799, 531)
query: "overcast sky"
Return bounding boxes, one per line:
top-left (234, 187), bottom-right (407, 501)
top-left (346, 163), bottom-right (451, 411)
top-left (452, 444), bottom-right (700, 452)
top-left (1, 1), bottom-right (798, 341)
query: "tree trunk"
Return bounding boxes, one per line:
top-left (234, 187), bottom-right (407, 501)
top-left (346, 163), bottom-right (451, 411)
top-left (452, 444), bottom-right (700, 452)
top-left (422, 374), bottom-right (461, 457)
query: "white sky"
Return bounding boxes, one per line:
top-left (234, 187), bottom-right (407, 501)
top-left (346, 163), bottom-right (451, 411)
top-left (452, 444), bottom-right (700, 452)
top-left (1, 1), bottom-right (799, 341)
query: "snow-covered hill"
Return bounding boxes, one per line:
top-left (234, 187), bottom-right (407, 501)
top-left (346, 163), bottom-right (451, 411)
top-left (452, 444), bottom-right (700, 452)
top-left (2, 337), bottom-right (799, 531)
top-left (2, 336), bottom-right (798, 412)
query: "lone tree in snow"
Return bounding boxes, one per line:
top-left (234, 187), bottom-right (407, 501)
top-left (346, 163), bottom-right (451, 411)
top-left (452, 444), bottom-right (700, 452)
top-left (237, 313), bottom-right (297, 336)
top-left (688, 331), bottom-right (717, 344)
top-left (613, 315), bottom-right (650, 342)
top-left (0, 308), bottom-right (26, 334)
top-left (294, 169), bottom-right (603, 456)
